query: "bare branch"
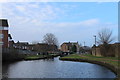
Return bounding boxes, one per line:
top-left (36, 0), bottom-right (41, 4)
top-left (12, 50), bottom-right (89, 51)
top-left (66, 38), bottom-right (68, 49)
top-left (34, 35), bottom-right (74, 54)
top-left (42, 33), bottom-right (58, 46)
top-left (97, 28), bottom-right (114, 45)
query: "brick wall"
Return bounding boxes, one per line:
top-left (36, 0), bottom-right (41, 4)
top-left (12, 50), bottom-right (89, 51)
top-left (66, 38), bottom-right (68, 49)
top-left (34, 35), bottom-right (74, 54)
top-left (92, 47), bottom-right (102, 56)
top-left (61, 44), bottom-right (69, 52)
top-left (114, 43), bottom-right (120, 57)
top-left (0, 19), bottom-right (9, 48)
top-left (2, 30), bottom-right (8, 48)
top-left (92, 43), bottom-right (120, 57)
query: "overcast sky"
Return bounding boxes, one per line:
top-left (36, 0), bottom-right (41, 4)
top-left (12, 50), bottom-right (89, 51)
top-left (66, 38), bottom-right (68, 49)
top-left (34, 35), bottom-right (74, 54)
top-left (0, 2), bottom-right (118, 46)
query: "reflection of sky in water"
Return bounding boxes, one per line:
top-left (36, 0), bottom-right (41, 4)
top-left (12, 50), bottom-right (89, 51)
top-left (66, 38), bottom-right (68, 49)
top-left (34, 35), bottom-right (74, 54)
top-left (3, 57), bottom-right (116, 78)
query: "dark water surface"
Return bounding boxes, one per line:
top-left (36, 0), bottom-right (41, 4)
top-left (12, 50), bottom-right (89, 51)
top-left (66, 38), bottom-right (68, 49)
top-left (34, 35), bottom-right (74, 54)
top-left (3, 57), bottom-right (116, 78)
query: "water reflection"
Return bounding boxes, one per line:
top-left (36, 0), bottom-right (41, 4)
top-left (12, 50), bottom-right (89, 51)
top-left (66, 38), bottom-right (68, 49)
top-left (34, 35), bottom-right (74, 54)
top-left (2, 57), bottom-right (116, 78)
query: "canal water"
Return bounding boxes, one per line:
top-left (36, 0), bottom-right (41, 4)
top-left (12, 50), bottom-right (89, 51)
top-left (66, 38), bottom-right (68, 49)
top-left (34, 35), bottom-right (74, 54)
top-left (3, 57), bottom-right (116, 78)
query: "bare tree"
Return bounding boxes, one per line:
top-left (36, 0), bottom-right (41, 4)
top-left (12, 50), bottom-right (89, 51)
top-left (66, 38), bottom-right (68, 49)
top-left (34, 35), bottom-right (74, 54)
top-left (97, 28), bottom-right (114, 56)
top-left (97, 28), bottom-right (114, 45)
top-left (42, 33), bottom-right (58, 46)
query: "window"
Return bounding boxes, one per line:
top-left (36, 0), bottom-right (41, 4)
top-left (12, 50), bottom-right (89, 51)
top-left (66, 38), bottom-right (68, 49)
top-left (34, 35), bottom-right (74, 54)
top-left (0, 26), bottom-right (8, 30)
top-left (0, 27), bottom-right (3, 30)
top-left (0, 41), bottom-right (3, 45)
top-left (0, 34), bottom-right (4, 39)
top-left (4, 27), bottom-right (8, 30)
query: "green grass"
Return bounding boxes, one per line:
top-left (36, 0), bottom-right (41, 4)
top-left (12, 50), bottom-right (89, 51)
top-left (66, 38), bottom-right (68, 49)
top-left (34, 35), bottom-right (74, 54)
top-left (83, 54), bottom-right (120, 60)
top-left (24, 54), bottom-right (59, 60)
top-left (60, 54), bottom-right (119, 68)
top-left (25, 55), bottom-right (45, 60)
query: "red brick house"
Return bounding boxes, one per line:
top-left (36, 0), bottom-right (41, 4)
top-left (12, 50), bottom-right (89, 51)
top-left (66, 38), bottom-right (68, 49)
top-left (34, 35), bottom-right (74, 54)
top-left (0, 19), bottom-right (9, 48)
top-left (61, 42), bottom-right (71, 52)
top-left (31, 43), bottom-right (58, 53)
top-left (61, 42), bottom-right (80, 53)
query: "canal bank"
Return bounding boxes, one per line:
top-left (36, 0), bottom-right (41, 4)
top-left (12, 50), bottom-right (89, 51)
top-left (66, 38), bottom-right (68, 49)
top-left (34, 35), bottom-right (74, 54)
top-left (59, 54), bottom-right (119, 77)
top-left (2, 54), bottom-right (60, 64)
top-left (24, 54), bottom-right (60, 60)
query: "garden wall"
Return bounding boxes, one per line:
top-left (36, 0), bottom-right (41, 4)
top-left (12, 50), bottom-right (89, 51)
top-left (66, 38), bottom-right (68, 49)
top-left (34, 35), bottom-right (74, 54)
top-left (92, 43), bottom-right (120, 57)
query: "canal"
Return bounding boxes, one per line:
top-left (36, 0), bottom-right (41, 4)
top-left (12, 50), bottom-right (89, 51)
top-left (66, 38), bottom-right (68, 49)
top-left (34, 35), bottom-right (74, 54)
top-left (3, 57), bottom-right (116, 78)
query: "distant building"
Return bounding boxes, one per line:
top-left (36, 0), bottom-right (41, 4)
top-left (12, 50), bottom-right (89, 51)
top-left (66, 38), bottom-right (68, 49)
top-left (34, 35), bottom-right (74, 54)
top-left (14, 41), bottom-right (29, 50)
top-left (47, 44), bottom-right (58, 53)
top-left (28, 44), bottom-right (35, 51)
top-left (82, 46), bottom-right (91, 51)
top-left (32, 43), bottom-right (49, 52)
top-left (92, 43), bottom-right (120, 57)
top-left (61, 42), bottom-right (79, 53)
top-left (0, 19), bottom-right (9, 48)
top-left (32, 43), bottom-right (58, 53)
top-left (13, 42), bottom-right (58, 54)
top-left (80, 46), bottom-right (91, 54)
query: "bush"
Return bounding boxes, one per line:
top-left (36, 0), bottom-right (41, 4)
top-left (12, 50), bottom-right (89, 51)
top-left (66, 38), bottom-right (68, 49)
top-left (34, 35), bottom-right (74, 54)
top-left (2, 48), bottom-right (25, 62)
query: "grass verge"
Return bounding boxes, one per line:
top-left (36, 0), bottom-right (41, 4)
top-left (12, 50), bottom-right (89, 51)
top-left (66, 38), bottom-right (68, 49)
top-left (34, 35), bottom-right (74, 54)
top-left (24, 54), bottom-right (59, 60)
top-left (24, 55), bottom-right (47, 60)
top-left (60, 54), bottom-right (119, 68)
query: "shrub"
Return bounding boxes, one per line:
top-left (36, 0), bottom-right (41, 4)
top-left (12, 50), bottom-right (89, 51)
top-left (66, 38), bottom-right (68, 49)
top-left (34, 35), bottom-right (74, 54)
top-left (2, 48), bottom-right (25, 62)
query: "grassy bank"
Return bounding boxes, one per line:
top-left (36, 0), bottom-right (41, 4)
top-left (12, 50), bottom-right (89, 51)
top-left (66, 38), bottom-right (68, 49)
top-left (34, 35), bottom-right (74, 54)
top-left (60, 54), bottom-right (119, 76)
top-left (24, 55), bottom-right (46, 60)
top-left (60, 54), bottom-right (119, 68)
top-left (24, 54), bottom-right (59, 60)
top-left (3, 53), bottom-right (25, 63)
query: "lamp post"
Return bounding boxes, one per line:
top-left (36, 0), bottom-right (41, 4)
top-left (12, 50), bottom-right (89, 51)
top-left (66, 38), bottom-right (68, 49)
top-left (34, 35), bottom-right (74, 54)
top-left (83, 41), bottom-right (85, 53)
top-left (84, 41), bottom-right (85, 47)
top-left (93, 35), bottom-right (96, 55)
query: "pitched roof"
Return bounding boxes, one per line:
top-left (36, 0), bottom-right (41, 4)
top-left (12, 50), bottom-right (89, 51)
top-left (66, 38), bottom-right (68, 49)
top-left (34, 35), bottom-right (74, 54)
top-left (0, 19), bottom-right (9, 27)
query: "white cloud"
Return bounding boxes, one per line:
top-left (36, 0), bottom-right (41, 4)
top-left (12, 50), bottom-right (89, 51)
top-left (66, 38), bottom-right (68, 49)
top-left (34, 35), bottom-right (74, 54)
top-left (0, 2), bottom-right (118, 45)
top-left (1, 2), bottom-right (60, 21)
top-left (46, 19), bottom-right (100, 28)
top-left (79, 19), bottom-right (99, 26)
